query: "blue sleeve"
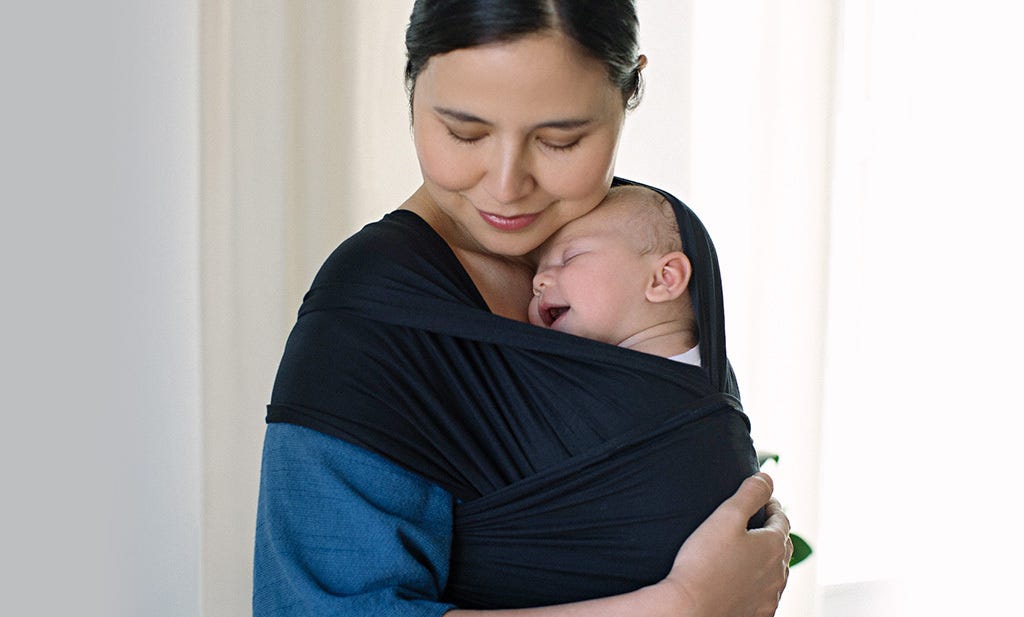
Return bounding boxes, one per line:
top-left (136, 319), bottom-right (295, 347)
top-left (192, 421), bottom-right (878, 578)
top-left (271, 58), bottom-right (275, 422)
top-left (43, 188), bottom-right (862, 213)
top-left (254, 423), bottom-right (456, 617)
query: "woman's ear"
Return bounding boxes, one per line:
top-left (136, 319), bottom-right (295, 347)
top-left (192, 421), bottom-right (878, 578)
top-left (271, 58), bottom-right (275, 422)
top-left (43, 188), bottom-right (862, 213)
top-left (646, 251), bottom-right (692, 303)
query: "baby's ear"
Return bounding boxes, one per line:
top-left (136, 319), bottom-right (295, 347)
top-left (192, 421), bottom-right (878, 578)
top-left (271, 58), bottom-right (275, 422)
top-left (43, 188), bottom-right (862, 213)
top-left (646, 251), bottom-right (692, 303)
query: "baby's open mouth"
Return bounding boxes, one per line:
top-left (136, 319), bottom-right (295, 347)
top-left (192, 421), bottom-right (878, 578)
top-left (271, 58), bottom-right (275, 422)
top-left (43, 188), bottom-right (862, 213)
top-left (541, 304), bottom-right (569, 327)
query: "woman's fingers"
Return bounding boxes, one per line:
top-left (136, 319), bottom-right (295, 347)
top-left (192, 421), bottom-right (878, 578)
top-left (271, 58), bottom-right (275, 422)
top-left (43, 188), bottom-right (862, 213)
top-left (761, 498), bottom-right (792, 576)
top-left (719, 473), bottom-right (774, 526)
top-left (762, 497), bottom-right (791, 536)
top-left (749, 486), bottom-right (792, 605)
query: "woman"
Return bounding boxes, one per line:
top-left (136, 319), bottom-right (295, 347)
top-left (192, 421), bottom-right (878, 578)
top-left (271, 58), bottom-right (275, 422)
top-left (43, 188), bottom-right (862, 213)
top-left (255, 1), bottom-right (793, 615)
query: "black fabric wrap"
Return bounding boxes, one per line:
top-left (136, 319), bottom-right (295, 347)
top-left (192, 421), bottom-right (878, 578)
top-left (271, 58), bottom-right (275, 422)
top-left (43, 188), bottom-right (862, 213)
top-left (266, 178), bottom-right (764, 608)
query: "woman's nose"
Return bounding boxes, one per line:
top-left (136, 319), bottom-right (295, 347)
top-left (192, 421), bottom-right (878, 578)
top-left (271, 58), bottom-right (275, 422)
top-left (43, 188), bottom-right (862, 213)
top-left (487, 140), bottom-right (535, 204)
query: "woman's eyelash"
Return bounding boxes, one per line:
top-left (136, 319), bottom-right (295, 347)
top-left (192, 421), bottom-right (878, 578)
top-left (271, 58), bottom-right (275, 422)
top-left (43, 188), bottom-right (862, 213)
top-left (540, 139), bottom-right (581, 152)
top-left (446, 128), bottom-right (483, 144)
top-left (446, 128), bottom-right (581, 152)
top-left (444, 126), bottom-right (581, 152)
top-left (444, 123), bottom-right (581, 152)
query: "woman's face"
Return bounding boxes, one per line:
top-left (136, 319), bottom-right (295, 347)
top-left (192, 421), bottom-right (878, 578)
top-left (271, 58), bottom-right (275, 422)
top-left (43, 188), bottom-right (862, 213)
top-left (411, 31), bottom-right (626, 257)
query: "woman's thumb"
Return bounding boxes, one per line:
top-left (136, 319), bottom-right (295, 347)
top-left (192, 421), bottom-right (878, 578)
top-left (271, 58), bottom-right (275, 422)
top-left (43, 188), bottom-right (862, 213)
top-left (725, 472), bottom-right (774, 521)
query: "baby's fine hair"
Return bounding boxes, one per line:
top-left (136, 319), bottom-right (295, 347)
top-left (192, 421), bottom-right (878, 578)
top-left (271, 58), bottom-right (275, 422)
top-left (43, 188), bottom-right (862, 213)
top-left (603, 186), bottom-right (682, 257)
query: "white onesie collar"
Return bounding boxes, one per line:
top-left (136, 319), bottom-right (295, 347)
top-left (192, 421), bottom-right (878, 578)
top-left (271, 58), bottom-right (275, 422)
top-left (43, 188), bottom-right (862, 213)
top-left (668, 344), bottom-right (701, 367)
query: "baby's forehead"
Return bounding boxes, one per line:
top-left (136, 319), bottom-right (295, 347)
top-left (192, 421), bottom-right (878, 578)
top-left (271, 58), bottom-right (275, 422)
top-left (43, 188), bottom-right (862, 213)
top-left (540, 186), bottom-right (674, 256)
top-left (549, 202), bottom-right (632, 242)
top-left (604, 185), bottom-right (665, 210)
top-left (586, 188), bottom-right (656, 224)
top-left (586, 188), bottom-right (663, 230)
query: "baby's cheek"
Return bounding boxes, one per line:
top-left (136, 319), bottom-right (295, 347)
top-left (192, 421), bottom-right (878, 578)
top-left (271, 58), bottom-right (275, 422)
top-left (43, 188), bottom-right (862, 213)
top-left (527, 296), bottom-right (544, 327)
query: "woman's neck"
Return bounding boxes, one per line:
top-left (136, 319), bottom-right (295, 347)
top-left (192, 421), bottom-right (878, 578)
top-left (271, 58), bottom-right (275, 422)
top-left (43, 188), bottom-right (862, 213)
top-left (401, 186), bottom-right (535, 321)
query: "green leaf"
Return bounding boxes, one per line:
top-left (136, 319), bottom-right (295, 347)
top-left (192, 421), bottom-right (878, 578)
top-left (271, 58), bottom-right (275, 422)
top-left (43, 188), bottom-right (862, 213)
top-left (789, 533), bottom-right (813, 566)
top-left (751, 450), bottom-right (810, 565)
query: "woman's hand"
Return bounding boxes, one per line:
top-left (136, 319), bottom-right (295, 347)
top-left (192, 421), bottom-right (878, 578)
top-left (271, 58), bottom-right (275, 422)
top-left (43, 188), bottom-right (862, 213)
top-left (654, 473), bottom-right (793, 617)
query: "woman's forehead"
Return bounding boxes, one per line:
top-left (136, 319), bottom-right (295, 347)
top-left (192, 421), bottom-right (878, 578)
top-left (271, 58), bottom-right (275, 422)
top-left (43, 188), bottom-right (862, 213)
top-left (413, 32), bottom-right (623, 124)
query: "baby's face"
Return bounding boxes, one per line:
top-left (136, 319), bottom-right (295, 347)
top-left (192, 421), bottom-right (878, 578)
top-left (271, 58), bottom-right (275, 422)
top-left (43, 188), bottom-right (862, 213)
top-left (528, 203), bottom-right (660, 345)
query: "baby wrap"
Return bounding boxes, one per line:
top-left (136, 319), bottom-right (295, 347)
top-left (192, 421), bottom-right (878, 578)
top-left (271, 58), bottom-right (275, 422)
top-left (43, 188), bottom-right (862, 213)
top-left (266, 178), bottom-right (762, 608)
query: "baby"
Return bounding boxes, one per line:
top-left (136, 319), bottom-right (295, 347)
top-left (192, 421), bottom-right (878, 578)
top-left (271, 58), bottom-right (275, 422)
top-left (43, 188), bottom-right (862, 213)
top-left (529, 185), bottom-right (699, 364)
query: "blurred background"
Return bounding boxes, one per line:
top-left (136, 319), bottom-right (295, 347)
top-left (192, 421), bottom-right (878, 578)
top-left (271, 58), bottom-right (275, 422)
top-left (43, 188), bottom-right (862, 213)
top-left (3, 1), bottom-right (1021, 615)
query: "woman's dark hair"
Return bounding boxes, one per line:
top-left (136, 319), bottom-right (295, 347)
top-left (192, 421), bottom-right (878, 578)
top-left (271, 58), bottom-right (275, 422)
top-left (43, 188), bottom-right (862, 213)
top-left (404, 0), bottom-right (644, 110)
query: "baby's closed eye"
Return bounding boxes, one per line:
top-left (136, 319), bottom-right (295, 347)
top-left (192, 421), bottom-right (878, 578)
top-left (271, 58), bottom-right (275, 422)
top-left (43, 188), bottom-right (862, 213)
top-left (562, 249), bottom-right (588, 264)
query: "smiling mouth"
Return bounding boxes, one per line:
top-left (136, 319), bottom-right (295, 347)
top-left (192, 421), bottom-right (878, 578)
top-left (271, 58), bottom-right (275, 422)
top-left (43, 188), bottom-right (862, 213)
top-left (540, 304), bottom-right (569, 327)
top-left (478, 210), bottom-right (541, 232)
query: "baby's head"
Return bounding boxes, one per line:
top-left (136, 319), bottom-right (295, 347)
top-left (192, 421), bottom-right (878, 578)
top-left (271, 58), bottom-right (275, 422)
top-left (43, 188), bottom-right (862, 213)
top-left (529, 185), bottom-right (697, 355)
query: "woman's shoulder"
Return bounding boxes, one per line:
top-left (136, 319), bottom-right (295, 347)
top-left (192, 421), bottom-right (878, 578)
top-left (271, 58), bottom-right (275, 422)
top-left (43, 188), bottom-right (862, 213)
top-left (319, 208), bottom-right (428, 263)
top-left (303, 209), bottom-right (487, 312)
top-left (349, 209), bottom-right (436, 250)
top-left (311, 209), bottom-right (448, 286)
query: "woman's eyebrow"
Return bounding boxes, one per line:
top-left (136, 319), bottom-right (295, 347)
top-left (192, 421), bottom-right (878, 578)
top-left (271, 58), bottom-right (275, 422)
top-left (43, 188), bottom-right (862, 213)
top-left (535, 118), bottom-right (593, 131)
top-left (434, 107), bottom-right (489, 124)
top-left (433, 106), bottom-right (593, 131)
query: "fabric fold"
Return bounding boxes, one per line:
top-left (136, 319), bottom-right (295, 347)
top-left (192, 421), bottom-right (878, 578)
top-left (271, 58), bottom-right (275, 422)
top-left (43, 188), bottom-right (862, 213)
top-left (266, 178), bottom-right (762, 608)
top-left (448, 399), bottom-right (756, 607)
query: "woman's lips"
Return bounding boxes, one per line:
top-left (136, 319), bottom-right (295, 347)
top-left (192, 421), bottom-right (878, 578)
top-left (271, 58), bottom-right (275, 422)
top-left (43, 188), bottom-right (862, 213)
top-left (478, 210), bottom-right (541, 232)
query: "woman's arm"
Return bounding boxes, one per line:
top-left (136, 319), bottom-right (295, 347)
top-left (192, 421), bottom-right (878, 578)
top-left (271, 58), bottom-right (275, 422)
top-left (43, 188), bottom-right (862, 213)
top-left (255, 424), bottom-right (790, 617)
top-left (254, 423), bottom-right (456, 617)
top-left (448, 474), bottom-right (792, 617)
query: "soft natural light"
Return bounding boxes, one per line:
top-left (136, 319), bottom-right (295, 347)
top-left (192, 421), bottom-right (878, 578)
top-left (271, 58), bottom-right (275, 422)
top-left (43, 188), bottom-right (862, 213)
top-left (821, 1), bottom-right (1024, 614)
top-left (625, 1), bottom-right (1024, 615)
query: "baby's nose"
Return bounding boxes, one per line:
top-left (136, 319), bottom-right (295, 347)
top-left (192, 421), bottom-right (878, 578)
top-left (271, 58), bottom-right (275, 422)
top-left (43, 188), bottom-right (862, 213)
top-left (532, 270), bottom-right (553, 295)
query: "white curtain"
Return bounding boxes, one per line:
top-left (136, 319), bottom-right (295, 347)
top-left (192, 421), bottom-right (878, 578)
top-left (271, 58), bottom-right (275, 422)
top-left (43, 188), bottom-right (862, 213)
top-left (818, 1), bottom-right (1024, 615)
top-left (199, 1), bottom-right (419, 613)
top-left (200, 1), bottom-right (1023, 615)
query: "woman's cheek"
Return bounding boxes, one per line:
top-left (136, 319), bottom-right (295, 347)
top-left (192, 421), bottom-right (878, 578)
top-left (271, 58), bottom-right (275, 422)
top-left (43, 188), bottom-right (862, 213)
top-left (544, 140), bottom-right (617, 201)
top-left (416, 129), bottom-right (478, 192)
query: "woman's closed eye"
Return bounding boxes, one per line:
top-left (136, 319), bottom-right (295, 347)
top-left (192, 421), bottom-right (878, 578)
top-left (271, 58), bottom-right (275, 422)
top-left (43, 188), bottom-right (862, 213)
top-left (538, 137), bottom-right (582, 153)
top-left (446, 128), bottom-right (485, 145)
